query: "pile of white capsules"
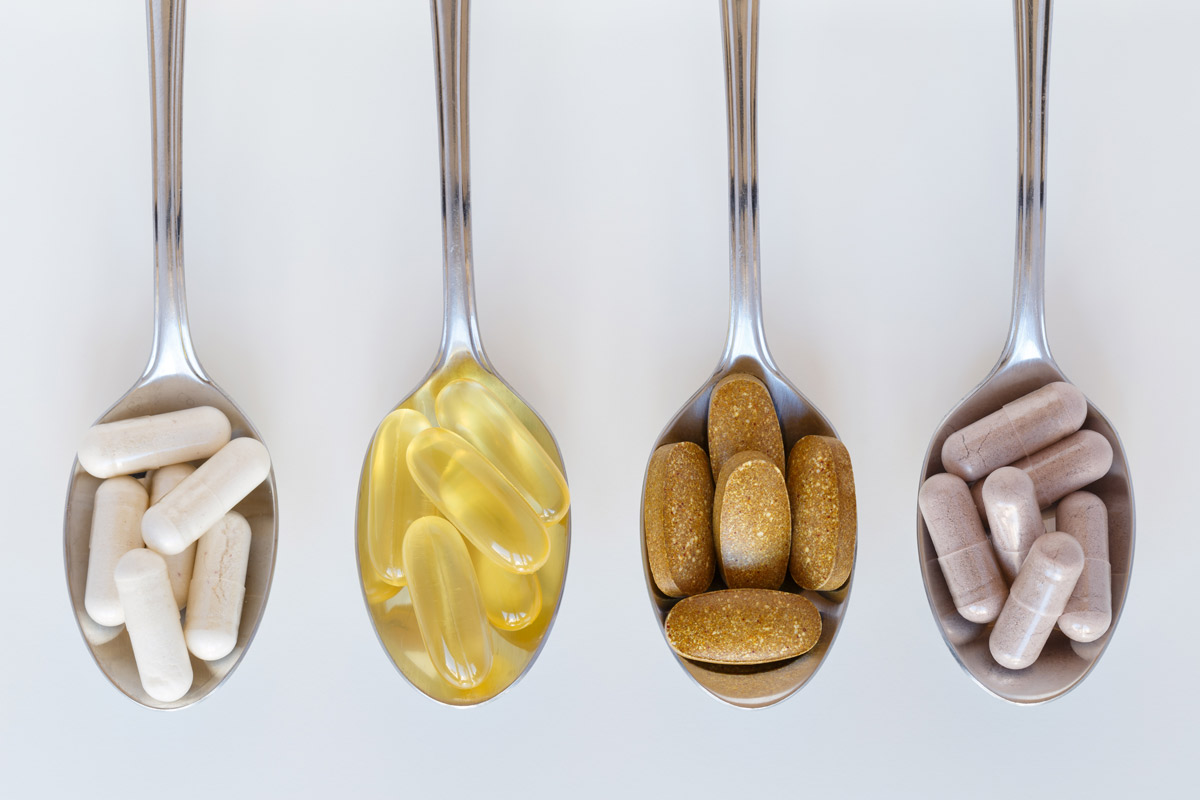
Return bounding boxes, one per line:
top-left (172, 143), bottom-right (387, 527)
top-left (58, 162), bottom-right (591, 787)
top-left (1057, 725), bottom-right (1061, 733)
top-left (919, 382), bottom-right (1114, 670)
top-left (77, 407), bottom-right (270, 702)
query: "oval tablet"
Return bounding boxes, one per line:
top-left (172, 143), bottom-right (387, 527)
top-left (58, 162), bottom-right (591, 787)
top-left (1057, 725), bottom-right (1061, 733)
top-left (185, 511), bottom-right (252, 661)
top-left (787, 435), bottom-right (856, 591)
top-left (113, 549), bottom-right (192, 703)
top-left (79, 406), bottom-right (232, 479)
top-left (665, 589), bottom-right (821, 665)
top-left (919, 473), bottom-right (1005, 623)
top-left (366, 408), bottom-right (437, 586)
top-left (84, 476), bottom-right (149, 627)
top-left (1056, 491), bottom-right (1112, 643)
top-left (643, 442), bottom-right (715, 597)
top-left (713, 451), bottom-right (790, 590)
top-left (989, 532), bottom-right (1084, 670)
top-left (941, 382), bottom-right (1086, 482)
top-left (707, 373), bottom-right (784, 481)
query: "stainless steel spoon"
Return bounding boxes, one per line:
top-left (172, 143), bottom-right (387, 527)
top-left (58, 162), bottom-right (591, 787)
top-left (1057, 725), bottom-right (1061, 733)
top-left (354, 0), bottom-right (570, 706)
top-left (639, 0), bottom-right (853, 709)
top-left (63, 0), bottom-right (278, 710)
top-left (916, 0), bottom-right (1133, 704)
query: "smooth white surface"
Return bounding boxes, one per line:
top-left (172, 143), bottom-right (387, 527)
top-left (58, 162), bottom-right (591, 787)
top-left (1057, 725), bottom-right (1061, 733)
top-left (0, 0), bottom-right (1197, 797)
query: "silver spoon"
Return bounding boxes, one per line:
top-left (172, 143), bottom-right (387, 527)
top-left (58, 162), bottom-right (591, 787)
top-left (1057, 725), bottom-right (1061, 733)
top-left (639, 0), bottom-right (853, 709)
top-left (916, 0), bottom-right (1134, 704)
top-left (62, 0), bottom-right (278, 710)
top-left (354, 0), bottom-right (570, 706)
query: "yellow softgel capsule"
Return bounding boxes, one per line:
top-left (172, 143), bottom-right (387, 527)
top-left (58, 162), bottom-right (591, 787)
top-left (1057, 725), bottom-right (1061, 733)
top-left (407, 428), bottom-right (551, 573)
top-left (402, 517), bottom-right (493, 689)
top-left (468, 542), bottom-right (542, 631)
top-left (435, 379), bottom-right (569, 524)
top-left (367, 409), bottom-right (438, 586)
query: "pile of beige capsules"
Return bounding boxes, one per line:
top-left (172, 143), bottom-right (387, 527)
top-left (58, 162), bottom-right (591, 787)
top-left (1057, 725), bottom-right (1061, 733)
top-left (644, 373), bottom-right (856, 666)
top-left (920, 382), bottom-right (1113, 669)
top-left (77, 407), bottom-right (270, 702)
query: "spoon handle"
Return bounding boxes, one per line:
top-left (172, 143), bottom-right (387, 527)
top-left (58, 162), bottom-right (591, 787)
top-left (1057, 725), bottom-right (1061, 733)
top-left (718, 0), bottom-right (771, 368)
top-left (431, 0), bottom-right (485, 364)
top-left (1001, 0), bottom-right (1053, 365)
top-left (142, 0), bottom-right (203, 381)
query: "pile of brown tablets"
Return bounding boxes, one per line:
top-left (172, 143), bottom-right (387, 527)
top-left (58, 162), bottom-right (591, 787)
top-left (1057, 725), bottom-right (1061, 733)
top-left (643, 373), bottom-right (856, 665)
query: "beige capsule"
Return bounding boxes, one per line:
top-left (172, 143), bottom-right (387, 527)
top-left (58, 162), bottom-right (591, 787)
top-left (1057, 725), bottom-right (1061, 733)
top-left (989, 532), bottom-right (1084, 670)
top-left (706, 373), bottom-right (785, 481)
top-left (918, 473), bottom-right (1006, 623)
top-left (147, 464), bottom-right (198, 609)
top-left (713, 451), bottom-right (790, 590)
top-left (84, 476), bottom-right (149, 627)
top-left (971, 429), bottom-right (1114, 516)
top-left (787, 435), bottom-right (856, 591)
top-left (643, 442), bottom-right (715, 597)
top-left (665, 588), bottom-right (821, 665)
top-left (1056, 491), bottom-right (1112, 643)
top-left (982, 466), bottom-right (1044, 582)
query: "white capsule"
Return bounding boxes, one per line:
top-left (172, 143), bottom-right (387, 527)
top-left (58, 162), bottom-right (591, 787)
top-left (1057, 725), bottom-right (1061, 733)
top-left (84, 477), bottom-right (149, 627)
top-left (78, 406), bottom-right (231, 479)
top-left (148, 464), bottom-right (198, 609)
top-left (184, 511), bottom-right (252, 661)
top-left (113, 549), bottom-right (193, 703)
top-left (142, 438), bottom-right (270, 556)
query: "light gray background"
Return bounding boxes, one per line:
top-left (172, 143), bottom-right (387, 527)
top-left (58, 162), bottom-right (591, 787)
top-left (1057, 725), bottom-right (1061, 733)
top-left (1, 1), bottom-right (1196, 797)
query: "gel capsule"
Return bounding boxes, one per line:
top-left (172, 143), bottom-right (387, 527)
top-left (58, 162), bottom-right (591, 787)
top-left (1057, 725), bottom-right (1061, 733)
top-left (436, 379), bottom-right (569, 524)
top-left (148, 464), bottom-right (198, 609)
top-left (919, 473), bottom-right (1006, 623)
top-left (185, 511), bottom-right (252, 661)
top-left (142, 437), bottom-right (270, 556)
top-left (403, 517), bottom-right (493, 688)
top-left (982, 467), bottom-right (1044, 582)
top-left (1056, 491), bottom-right (1112, 643)
top-left (84, 476), bottom-right (149, 627)
top-left (989, 532), bottom-right (1084, 670)
top-left (468, 541), bottom-right (542, 631)
top-left (78, 406), bottom-right (232, 479)
top-left (941, 382), bottom-right (1087, 482)
top-left (113, 549), bottom-right (192, 703)
top-left (406, 428), bottom-right (550, 573)
top-left (367, 409), bottom-right (437, 586)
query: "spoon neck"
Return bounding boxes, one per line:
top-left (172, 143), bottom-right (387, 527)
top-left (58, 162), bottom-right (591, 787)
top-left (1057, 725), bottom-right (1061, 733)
top-left (1002, 0), bottom-right (1053, 366)
top-left (719, 0), bottom-right (771, 367)
top-left (144, 0), bottom-right (202, 382)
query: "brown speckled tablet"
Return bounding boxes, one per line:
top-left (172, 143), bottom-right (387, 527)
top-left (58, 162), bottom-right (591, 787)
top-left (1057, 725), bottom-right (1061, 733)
top-left (665, 589), bottom-right (821, 665)
top-left (787, 435), bottom-right (856, 591)
top-left (707, 373), bottom-right (785, 481)
top-left (713, 451), bottom-right (790, 590)
top-left (643, 442), bottom-right (716, 597)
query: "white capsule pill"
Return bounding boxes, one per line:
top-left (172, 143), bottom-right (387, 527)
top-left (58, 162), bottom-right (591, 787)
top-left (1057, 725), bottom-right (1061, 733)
top-left (78, 406), bottom-right (231, 479)
top-left (1056, 491), bottom-right (1112, 643)
top-left (919, 473), bottom-right (1006, 623)
top-left (982, 467), bottom-right (1044, 582)
top-left (113, 549), bottom-right (193, 702)
top-left (184, 511), bottom-right (252, 661)
top-left (142, 438), bottom-right (270, 556)
top-left (148, 464), bottom-right (198, 609)
top-left (84, 476), bottom-right (149, 627)
top-left (989, 532), bottom-right (1084, 670)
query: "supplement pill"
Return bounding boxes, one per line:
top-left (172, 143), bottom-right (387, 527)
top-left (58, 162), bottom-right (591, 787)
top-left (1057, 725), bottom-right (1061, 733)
top-left (940, 382), bottom-right (1086, 481)
top-left (713, 451), bottom-right (790, 590)
top-left (664, 589), bottom-right (821, 665)
top-left (643, 442), bottom-right (715, 597)
top-left (78, 406), bottom-right (232, 479)
top-left (919, 473), bottom-right (1006, 623)
top-left (366, 408), bottom-right (437, 586)
top-left (1017, 430), bottom-right (1113, 510)
top-left (707, 373), bottom-right (785, 481)
top-left (787, 435), bottom-right (856, 591)
top-left (1056, 491), bottom-right (1112, 643)
top-left (113, 549), bottom-right (192, 703)
top-left (989, 532), bottom-right (1084, 669)
top-left (84, 476), bottom-right (149, 627)
top-left (982, 467), bottom-right (1044, 582)
top-left (184, 511), bottom-right (252, 661)
top-left (148, 464), bottom-right (198, 609)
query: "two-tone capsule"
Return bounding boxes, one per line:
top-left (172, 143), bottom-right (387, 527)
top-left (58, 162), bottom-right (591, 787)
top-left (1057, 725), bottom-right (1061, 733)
top-left (919, 473), bottom-right (1006, 623)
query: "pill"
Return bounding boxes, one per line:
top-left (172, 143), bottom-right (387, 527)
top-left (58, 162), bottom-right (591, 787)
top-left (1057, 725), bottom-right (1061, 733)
top-left (787, 435), bottom-right (856, 591)
top-left (184, 511), bottom-right (252, 661)
top-left (940, 382), bottom-right (1086, 482)
top-left (643, 442), bottom-right (716, 597)
top-left (407, 427), bottom-right (550, 574)
top-left (982, 467), bottom-right (1044, 582)
top-left (436, 379), bottom-right (569, 525)
top-left (78, 406), bottom-right (232, 479)
top-left (113, 549), bottom-right (192, 703)
top-left (141, 437), bottom-right (271, 556)
top-left (468, 540), bottom-right (542, 631)
top-left (664, 588), bottom-right (821, 665)
top-left (1056, 491), bottom-right (1112, 643)
top-left (403, 517), bottom-right (493, 688)
top-left (918, 473), bottom-right (1006, 623)
top-left (707, 373), bottom-right (785, 481)
top-left (148, 464), bottom-right (198, 609)
top-left (366, 408), bottom-right (438, 586)
top-left (989, 532), bottom-right (1084, 669)
top-left (713, 451), bottom-right (790, 590)
top-left (84, 476), bottom-right (149, 627)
